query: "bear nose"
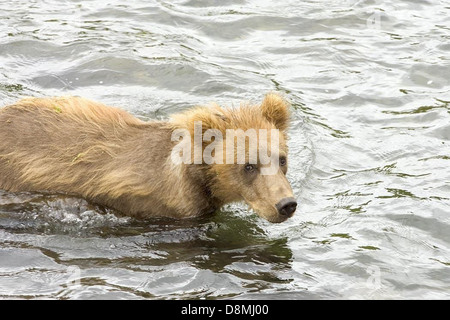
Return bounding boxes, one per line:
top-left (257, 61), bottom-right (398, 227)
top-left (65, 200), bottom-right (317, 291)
top-left (275, 197), bottom-right (297, 217)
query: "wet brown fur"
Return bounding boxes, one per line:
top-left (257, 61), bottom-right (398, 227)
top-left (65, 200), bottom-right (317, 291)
top-left (0, 94), bottom-right (294, 221)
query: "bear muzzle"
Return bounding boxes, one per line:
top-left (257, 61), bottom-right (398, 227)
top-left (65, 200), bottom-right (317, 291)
top-left (275, 197), bottom-right (297, 217)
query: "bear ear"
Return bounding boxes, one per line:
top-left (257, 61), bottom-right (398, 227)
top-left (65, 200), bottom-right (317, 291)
top-left (261, 93), bottom-right (290, 131)
top-left (170, 105), bottom-right (228, 136)
top-left (195, 107), bottom-right (228, 134)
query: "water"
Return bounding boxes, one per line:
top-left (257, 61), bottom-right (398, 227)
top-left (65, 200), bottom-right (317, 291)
top-left (0, 0), bottom-right (449, 299)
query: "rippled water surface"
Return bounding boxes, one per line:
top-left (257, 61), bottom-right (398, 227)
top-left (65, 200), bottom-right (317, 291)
top-left (1, 0), bottom-right (449, 299)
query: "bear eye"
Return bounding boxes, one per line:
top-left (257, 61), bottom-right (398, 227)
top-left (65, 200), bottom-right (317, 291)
top-left (244, 164), bottom-right (256, 172)
top-left (280, 157), bottom-right (287, 166)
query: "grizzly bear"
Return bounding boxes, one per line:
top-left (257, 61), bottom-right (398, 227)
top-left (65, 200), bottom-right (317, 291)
top-left (0, 93), bottom-right (296, 223)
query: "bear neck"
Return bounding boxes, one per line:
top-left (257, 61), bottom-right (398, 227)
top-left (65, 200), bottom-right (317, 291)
top-left (184, 163), bottom-right (222, 215)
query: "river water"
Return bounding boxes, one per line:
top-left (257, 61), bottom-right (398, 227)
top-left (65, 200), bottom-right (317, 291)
top-left (0, 0), bottom-right (449, 299)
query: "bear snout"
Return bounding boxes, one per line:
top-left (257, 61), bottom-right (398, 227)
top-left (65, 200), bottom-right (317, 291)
top-left (275, 197), bottom-right (297, 217)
